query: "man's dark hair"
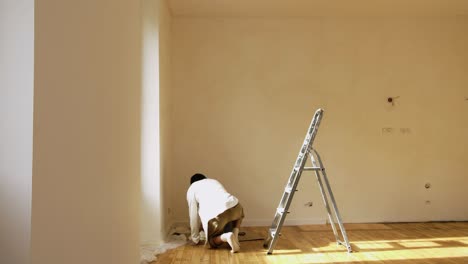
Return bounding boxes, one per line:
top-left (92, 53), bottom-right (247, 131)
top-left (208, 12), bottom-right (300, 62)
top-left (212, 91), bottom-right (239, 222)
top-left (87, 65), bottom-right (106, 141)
top-left (190, 173), bottom-right (207, 185)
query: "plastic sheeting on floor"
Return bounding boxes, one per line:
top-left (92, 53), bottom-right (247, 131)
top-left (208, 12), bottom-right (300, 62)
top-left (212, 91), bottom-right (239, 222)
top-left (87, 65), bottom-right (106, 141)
top-left (140, 233), bottom-right (187, 264)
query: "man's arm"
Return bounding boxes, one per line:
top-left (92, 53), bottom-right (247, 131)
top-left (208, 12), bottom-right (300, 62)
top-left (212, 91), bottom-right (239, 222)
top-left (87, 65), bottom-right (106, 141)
top-left (187, 191), bottom-right (200, 244)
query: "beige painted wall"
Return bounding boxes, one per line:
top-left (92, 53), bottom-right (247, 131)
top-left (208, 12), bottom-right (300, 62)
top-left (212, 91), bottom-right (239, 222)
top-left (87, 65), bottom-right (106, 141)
top-left (0, 1), bottom-right (34, 263)
top-left (31, 0), bottom-right (142, 263)
top-left (171, 17), bottom-right (468, 225)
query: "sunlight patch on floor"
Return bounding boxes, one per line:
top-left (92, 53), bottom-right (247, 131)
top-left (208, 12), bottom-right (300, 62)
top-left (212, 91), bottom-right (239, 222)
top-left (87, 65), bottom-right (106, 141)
top-left (398, 241), bottom-right (440, 248)
top-left (351, 242), bottom-right (393, 249)
top-left (286, 247), bottom-right (468, 263)
top-left (272, 249), bottom-right (303, 254)
top-left (305, 236), bottom-right (468, 252)
top-left (349, 236), bottom-right (468, 244)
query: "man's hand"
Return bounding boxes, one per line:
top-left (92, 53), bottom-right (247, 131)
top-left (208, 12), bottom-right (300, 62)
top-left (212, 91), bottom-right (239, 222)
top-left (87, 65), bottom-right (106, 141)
top-left (199, 230), bottom-right (206, 241)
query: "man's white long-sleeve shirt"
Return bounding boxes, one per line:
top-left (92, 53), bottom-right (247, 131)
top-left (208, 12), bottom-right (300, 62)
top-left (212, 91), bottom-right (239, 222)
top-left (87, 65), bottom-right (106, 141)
top-left (186, 179), bottom-right (238, 244)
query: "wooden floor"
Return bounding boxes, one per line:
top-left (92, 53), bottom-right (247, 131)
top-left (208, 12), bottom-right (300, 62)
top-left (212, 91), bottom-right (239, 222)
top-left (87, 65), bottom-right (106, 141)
top-left (153, 222), bottom-right (468, 264)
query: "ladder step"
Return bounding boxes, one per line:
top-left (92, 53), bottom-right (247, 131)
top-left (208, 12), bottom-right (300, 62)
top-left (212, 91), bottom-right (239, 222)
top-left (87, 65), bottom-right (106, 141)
top-left (303, 166), bottom-right (322, 171)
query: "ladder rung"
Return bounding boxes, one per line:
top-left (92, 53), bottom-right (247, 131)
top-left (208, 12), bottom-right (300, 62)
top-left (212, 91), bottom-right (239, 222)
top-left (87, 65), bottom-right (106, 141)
top-left (303, 166), bottom-right (322, 171)
top-left (285, 186), bottom-right (297, 193)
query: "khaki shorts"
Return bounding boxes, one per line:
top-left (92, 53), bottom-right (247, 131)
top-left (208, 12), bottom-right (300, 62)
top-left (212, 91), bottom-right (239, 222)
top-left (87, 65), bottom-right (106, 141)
top-left (207, 203), bottom-right (244, 248)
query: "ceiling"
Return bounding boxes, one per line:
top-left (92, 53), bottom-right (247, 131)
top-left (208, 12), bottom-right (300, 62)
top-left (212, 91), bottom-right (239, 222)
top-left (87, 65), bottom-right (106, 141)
top-left (168, 0), bottom-right (468, 17)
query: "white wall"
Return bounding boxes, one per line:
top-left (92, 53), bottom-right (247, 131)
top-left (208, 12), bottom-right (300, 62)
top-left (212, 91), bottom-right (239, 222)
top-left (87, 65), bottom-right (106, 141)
top-left (31, 0), bottom-right (142, 263)
top-left (141, 0), bottom-right (163, 246)
top-left (0, 1), bottom-right (34, 263)
top-left (140, 0), bottom-right (173, 247)
top-left (171, 17), bottom-right (468, 225)
top-left (158, 0), bottom-right (174, 236)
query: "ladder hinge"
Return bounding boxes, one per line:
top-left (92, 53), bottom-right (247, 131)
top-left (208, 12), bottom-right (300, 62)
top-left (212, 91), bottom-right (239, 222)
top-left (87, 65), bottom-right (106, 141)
top-left (276, 208), bottom-right (290, 214)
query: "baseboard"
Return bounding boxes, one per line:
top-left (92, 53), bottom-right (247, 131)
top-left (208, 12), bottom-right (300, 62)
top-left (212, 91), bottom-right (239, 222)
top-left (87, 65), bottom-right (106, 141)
top-left (243, 218), bottom-right (326, 227)
top-left (169, 218), bottom-right (326, 229)
top-left (166, 221), bottom-right (190, 237)
top-left (168, 218), bottom-right (468, 232)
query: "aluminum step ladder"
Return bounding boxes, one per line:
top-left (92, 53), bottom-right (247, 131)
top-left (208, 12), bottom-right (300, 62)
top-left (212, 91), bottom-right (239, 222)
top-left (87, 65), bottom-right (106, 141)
top-left (263, 108), bottom-right (352, 254)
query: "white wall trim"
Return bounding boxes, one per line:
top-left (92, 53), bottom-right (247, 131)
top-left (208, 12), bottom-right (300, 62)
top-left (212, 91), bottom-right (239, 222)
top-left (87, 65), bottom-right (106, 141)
top-left (170, 217), bottom-right (327, 230)
top-left (164, 220), bottom-right (176, 239)
top-left (243, 218), bottom-right (327, 227)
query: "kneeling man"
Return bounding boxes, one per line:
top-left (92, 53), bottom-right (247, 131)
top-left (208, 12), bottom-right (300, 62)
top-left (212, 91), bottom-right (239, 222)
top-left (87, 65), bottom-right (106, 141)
top-left (187, 173), bottom-right (244, 253)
